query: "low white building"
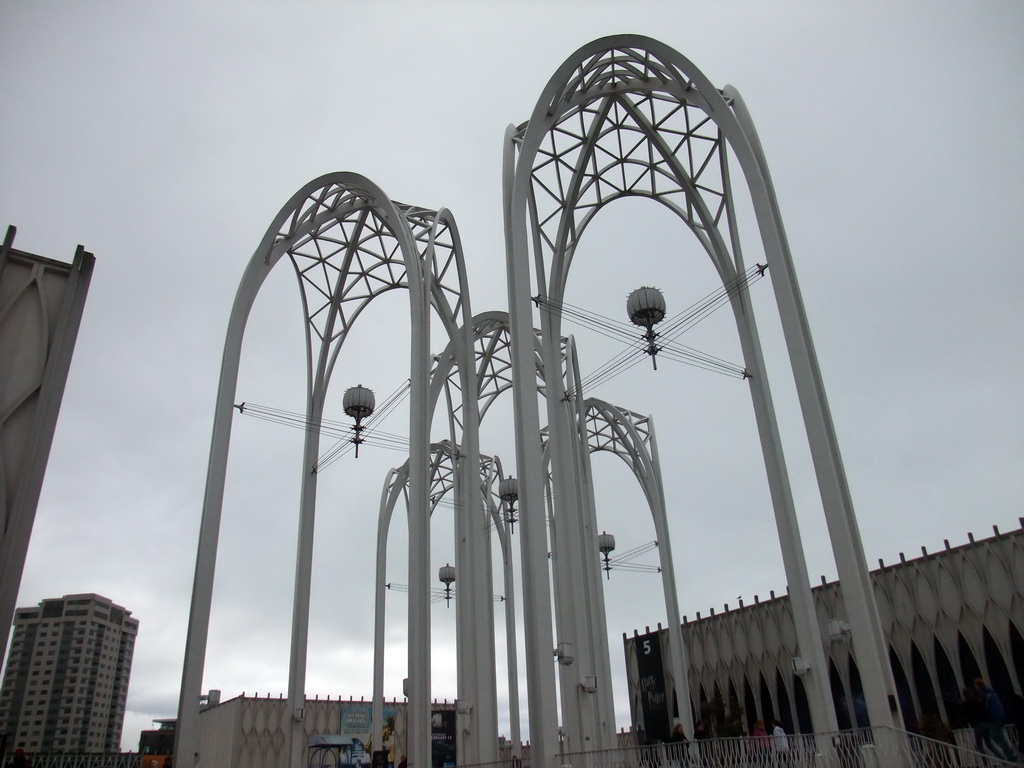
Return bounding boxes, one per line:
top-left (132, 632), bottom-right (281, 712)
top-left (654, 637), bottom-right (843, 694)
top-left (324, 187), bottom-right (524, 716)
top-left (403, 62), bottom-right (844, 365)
top-left (195, 695), bottom-right (456, 768)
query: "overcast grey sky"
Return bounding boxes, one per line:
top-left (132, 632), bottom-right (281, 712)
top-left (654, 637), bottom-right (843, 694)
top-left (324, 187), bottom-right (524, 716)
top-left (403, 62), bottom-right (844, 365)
top-left (2, 0), bottom-right (1022, 750)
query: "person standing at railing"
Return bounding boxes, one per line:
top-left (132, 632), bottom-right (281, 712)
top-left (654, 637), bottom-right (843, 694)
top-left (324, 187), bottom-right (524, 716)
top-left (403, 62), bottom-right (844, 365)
top-left (963, 685), bottom-right (997, 757)
top-left (751, 720), bottom-right (769, 767)
top-left (665, 722), bottom-right (690, 767)
top-left (770, 721), bottom-right (789, 767)
top-left (5, 748), bottom-right (29, 768)
top-left (974, 678), bottom-right (1018, 762)
top-left (691, 721), bottom-right (711, 767)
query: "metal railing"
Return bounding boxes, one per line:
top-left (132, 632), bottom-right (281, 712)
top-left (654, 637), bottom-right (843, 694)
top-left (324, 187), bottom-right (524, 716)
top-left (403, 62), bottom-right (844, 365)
top-left (556, 728), bottom-right (1018, 768)
top-left (465, 726), bottom-right (1019, 768)
top-left (13, 726), bottom-right (1022, 768)
top-left (6, 753), bottom-right (143, 768)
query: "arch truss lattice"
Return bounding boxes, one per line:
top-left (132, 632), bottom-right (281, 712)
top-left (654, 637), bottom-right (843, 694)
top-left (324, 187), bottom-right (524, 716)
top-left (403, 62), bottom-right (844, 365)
top-left (505, 34), bottom-right (901, 763)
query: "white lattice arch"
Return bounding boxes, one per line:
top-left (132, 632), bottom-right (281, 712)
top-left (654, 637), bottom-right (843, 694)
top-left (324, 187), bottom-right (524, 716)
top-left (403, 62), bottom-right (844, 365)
top-left (582, 398), bottom-right (689, 729)
top-left (176, 172), bottom-right (478, 768)
top-left (506, 35), bottom-right (899, 762)
top-left (370, 310), bottom-right (551, 762)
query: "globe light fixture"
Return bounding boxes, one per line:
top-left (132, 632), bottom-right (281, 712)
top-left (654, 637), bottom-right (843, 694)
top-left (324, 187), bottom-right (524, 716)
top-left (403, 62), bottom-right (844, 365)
top-left (438, 563), bottom-right (456, 607)
top-left (498, 476), bottom-right (519, 533)
top-left (598, 531), bottom-right (616, 579)
top-left (342, 384), bottom-right (375, 458)
top-left (626, 286), bottom-right (666, 370)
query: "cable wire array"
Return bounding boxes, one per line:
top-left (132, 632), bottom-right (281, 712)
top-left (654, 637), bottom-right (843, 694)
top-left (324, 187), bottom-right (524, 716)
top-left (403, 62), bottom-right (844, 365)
top-left (233, 378), bottom-right (413, 472)
top-left (536, 263), bottom-right (765, 397)
top-left (605, 540), bottom-right (662, 574)
top-left (384, 582), bottom-right (506, 604)
top-left (316, 379), bottom-right (411, 470)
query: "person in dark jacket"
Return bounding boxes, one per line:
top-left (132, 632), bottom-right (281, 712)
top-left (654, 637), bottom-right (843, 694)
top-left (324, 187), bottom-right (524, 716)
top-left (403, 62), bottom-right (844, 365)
top-left (665, 722), bottom-right (690, 767)
top-left (692, 721), bottom-right (711, 766)
top-left (974, 678), bottom-right (1017, 762)
top-left (963, 686), bottom-right (998, 757)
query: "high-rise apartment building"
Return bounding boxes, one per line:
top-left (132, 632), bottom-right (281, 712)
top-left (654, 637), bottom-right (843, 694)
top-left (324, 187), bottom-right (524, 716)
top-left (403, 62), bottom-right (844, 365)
top-left (0, 594), bottom-right (138, 752)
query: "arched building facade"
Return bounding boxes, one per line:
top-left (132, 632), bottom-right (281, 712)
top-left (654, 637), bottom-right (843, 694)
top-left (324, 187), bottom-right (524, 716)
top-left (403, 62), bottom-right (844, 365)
top-left (625, 521), bottom-right (1024, 738)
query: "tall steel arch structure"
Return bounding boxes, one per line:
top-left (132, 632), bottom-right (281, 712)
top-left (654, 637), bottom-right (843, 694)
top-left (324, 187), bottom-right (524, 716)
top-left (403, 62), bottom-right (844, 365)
top-left (505, 35), bottom-right (900, 765)
top-left (536, 338), bottom-right (686, 753)
top-left (175, 172), bottom-right (480, 768)
top-left (371, 437), bottom-right (498, 768)
top-left (371, 310), bottom-right (556, 765)
top-left (581, 398), bottom-right (687, 736)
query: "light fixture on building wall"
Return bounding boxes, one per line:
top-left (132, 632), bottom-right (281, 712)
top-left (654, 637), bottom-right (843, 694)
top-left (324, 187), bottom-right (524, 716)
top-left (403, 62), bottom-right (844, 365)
top-left (581, 675), bottom-right (598, 693)
top-left (554, 642), bottom-right (574, 666)
top-left (792, 657), bottom-right (812, 676)
top-left (828, 618), bottom-right (852, 642)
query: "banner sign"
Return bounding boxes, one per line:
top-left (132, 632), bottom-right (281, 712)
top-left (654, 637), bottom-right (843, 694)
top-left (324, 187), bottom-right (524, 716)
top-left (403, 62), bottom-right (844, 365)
top-left (341, 703), bottom-right (396, 764)
top-left (636, 629), bottom-right (670, 742)
top-left (430, 709), bottom-right (457, 768)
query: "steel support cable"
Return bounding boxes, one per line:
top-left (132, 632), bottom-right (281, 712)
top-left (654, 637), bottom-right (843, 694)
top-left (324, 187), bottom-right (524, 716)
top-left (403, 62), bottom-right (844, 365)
top-left (385, 583), bottom-right (506, 604)
top-left (423, 494), bottom-right (471, 516)
top-left (235, 404), bottom-right (356, 440)
top-left (545, 264), bottom-right (763, 395)
top-left (535, 263), bottom-right (761, 347)
top-left (318, 430), bottom-right (412, 457)
top-left (571, 330), bottom-right (649, 387)
top-left (609, 563), bottom-right (662, 573)
top-left (654, 346), bottom-right (746, 377)
top-left (538, 300), bottom-right (640, 345)
top-left (315, 379), bottom-right (411, 470)
top-left (576, 332), bottom-right (742, 390)
top-left (486, 509), bottom-right (517, 536)
top-left (385, 583), bottom-right (451, 604)
top-left (575, 330), bottom-right (740, 383)
top-left (233, 379), bottom-right (414, 471)
top-left (235, 378), bottom-right (410, 439)
top-left (657, 264), bottom-right (765, 341)
top-left (605, 540), bottom-right (662, 574)
top-left (574, 346), bottom-right (651, 395)
top-left (317, 429), bottom-right (408, 466)
top-left (610, 540), bottom-right (659, 562)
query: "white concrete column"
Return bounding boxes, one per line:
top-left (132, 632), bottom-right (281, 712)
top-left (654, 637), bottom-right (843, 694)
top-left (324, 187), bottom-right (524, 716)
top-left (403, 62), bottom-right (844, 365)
top-left (373, 470), bottom-right (402, 761)
top-left (285, 379), bottom-right (326, 768)
top-left (504, 123), bottom-right (561, 768)
top-left (726, 88), bottom-right (902, 730)
top-left (175, 256), bottom-right (269, 768)
top-left (646, 422), bottom-right (693, 737)
top-left (540, 324), bottom-right (593, 755)
top-left (407, 266), bottom-right (433, 768)
top-left (730, 286), bottom-right (838, 733)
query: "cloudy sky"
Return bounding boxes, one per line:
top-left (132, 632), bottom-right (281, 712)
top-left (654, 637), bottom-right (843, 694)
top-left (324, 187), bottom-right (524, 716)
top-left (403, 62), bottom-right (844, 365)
top-left (2, 0), bottom-right (1022, 750)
